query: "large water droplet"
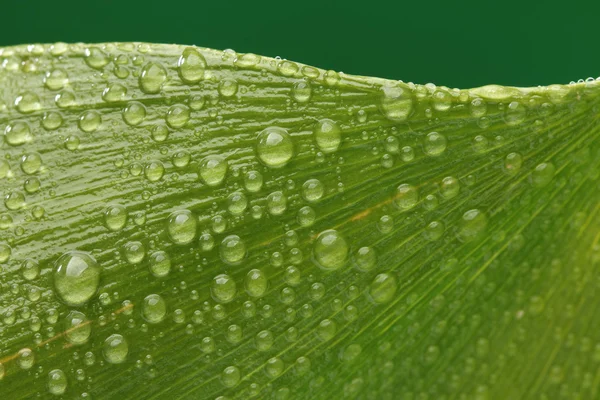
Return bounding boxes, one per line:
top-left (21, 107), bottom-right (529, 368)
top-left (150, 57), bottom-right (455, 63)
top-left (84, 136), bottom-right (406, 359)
top-left (380, 85), bottom-right (413, 121)
top-left (531, 162), bottom-right (555, 187)
top-left (369, 273), bottom-right (397, 303)
top-left (211, 274), bottom-right (237, 303)
top-left (104, 204), bottom-right (127, 231)
top-left (84, 47), bottom-right (109, 69)
top-left (423, 132), bottom-right (447, 156)
top-left (103, 334), bottom-right (128, 364)
top-left (394, 183), bottom-right (418, 210)
top-left (178, 47), bottom-right (206, 84)
top-left (257, 127), bottom-right (294, 168)
top-left (245, 269), bottom-right (268, 298)
top-left (314, 119), bottom-right (341, 153)
top-left (47, 369), bottom-right (67, 395)
top-left (139, 62), bottom-right (167, 94)
top-left (199, 155), bottom-right (228, 186)
top-left (5, 121), bottom-right (32, 146)
top-left (457, 209), bottom-right (488, 242)
top-left (64, 311), bottom-right (91, 345)
top-left (167, 210), bottom-right (197, 245)
top-left (220, 235), bottom-right (246, 264)
top-left (354, 247), bottom-right (376, 271)
top-left (314, 229), bottom-right (348, 270)
top-left (142, 294), bottom-right (167, 323)
top-left (149, 251), bottom-right (171, 278)
top-left (53, 251), bottom-right (100, 306)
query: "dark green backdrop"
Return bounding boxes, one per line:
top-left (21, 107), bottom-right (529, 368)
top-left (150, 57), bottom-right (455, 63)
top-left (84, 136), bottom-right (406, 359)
top-left (1, 0), bottom-right (598, 88)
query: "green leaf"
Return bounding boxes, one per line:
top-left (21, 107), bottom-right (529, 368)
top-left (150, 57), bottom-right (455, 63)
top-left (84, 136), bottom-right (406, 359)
top-left (0, 43), bottom-right (599, 399)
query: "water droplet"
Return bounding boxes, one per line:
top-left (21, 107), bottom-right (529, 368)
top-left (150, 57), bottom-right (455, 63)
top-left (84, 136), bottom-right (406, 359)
top-left (423, 220), bottom-right (445, 241)
top-left (266, 191), bottom-right (287, 215)
top-left (85, 47), bottom-right (109, 69)
top-left (0, 244), bottom-right (11, 263)
top-left (265, 357), bottom-right (285, 378)
top-left (139, 62), bottom-right (167, 94)
top-left (53, 251), bottom-right (100, 306)
top-left (103, 334), bottom-right (128, 364)
top-left (149, 251), bottom-right (171, 278)
top-left (104, 204), bottom-right (127, 231)
top-left (440, 176), bottom-right (460, 199)
top-left (178, 48), bottom-right (206, 83)
top-left (42, 112), bottom-right (63, 130)
top-left (22, 258), bottom-right (40, 280)
top-left (457, 209), bottom-right (488, 242)
top-left (297, 206), bottom-right (316, 226)
top-left (5, 121), bottom-right (32, 145)
top-left (292, 81), bottom-right (312, 103)
top-left (472, 135), bottom-right (488, 153)
top-left (504, 101), bottom-right (526, 126)
top-left (245, 269), bottom-right (268, 298)
top-left (355, 246), bottom-right (376, 271)
top-left (257, 127), bottom-right (294, 168)
top-left (20, 152), bottom-right (42, 174)
top-left (172, 150), bottom-right (190, 168)
top-left (47, 369), bottom-right (67, 395)
top-left (314, 119), bottom-right (341, 153)
top-left (470, 98), bottom-right (487, 117)
top-left (166, 104), bottom-right (190, 128)
top-left (44, 69), bottom-right (69, 90)
top-left (317, 319), bottom-right (337, 341)
top-left (244, 170), bottom-right (263, 192)
top-left (199, 155), bottom-right (228, 186)
top-left (432, 89), bottom-right (452, 112)
top-left (218, 79), bottom-right (238, 97)
top-left (380, 85), bottom-right (413, 121)
top-left (167, 210), bottom-right (197, 245)
top-left (102, 83), bottom-right (126, 102)
top-left (314, 229), bottom-right (348, 270)
top-left (504, 152), bottom-right (523, 175)
top-left (255, 330), bottom-right (274, 351)
top-left (211, 274), bottom-right (237, 303)
top-left (123, 241), bottom-right (145, 264)
top-left (220, 235), bottom-right (246, 264)
top-left (423, 132), bottom-right (447, 156)
top-left (144, 160), bottom-right (165, 182)
top-left (65, 311), bottom-right (91, 345)
top-left (123, 101), bottom-right (146, 126)
top-left (17, 348), bottom-right (34, 370)
top-left (369, 273), bottom-right (397, 303)
top-left (221, 366), bottom-right (241, 388)
top-left (142, 294), bottom-right (167, 323)
top-left (64, 135), bottom-right (80, 151)
top-left (227, 191), bottom-right (248, 215)
top-left (302, 178), bottom-right (324, 202)
top-left (394, 184), bottom-right (418, 210)
top-left (531, 162), bottom-right (555, 187)
top-left (78, 111), bottom-right (101, 133)
top-left (15, 92), bottom-right (41, 113)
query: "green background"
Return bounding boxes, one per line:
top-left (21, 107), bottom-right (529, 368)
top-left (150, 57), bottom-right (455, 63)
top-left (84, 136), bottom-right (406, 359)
top-left (1, 0), bottom-right (598, 88)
